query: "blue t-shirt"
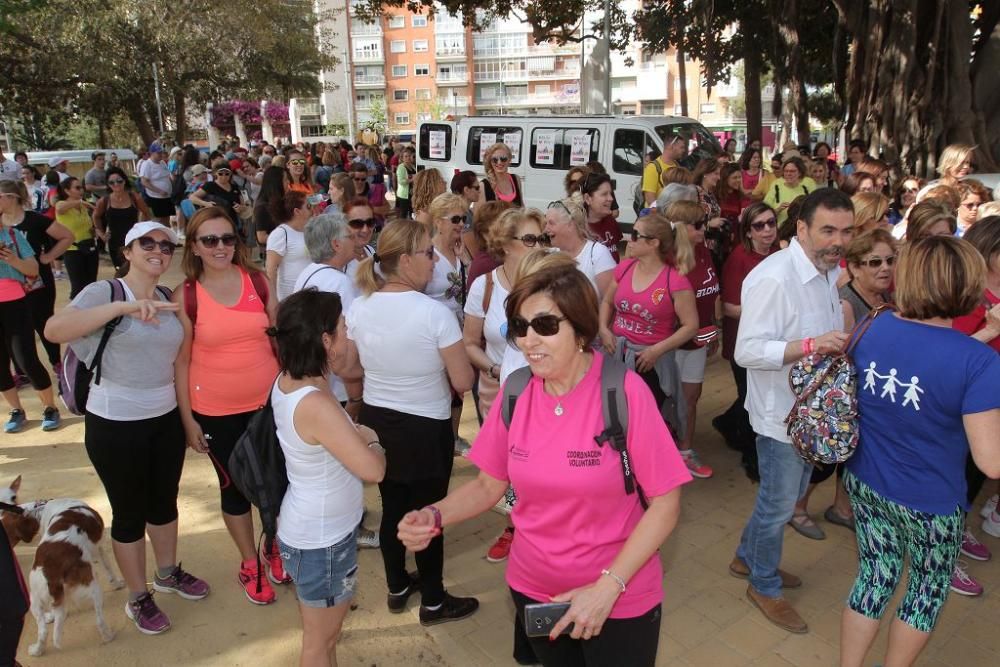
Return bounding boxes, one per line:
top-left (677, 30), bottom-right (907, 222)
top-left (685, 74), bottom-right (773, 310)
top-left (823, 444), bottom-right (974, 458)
top-left (848, 314), bottom-right (1000, 515)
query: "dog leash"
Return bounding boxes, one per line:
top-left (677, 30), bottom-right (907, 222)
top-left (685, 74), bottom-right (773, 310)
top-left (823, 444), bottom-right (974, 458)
top-left (0, 501), bottom-right (24, 514)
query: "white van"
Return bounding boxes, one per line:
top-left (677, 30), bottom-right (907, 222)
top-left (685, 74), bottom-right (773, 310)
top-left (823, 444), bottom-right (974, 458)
top-left (416, 115), bottom-right (721, 225)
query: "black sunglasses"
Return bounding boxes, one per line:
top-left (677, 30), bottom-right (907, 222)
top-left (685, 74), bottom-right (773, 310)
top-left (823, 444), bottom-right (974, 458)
top-left (507, 314), bottom-right (566, 341)
top-left (514, 233), bottom-right (551, 247)
top-left (629, 229), bottom-right (655, 242)
top-left (352, 175), bottom-right (368, 180)
top-left (215, 169), bottom-right (232, 176)
top-left (136, 237), bottom-right (176, 255)
top-left (445, 215), bottom-right (465, 225)
top-left (197, 234), bottom-right (239, 248)
top-left (491, 155), bottom-right (510, 164)
top-left (547, 200), bottom-right (572, 217)
top-left (750, 219), bottom-right (777, 232)
top-left (857, 255), bottom-right (896, 269)
top-left (687, 219), bottom-right (706, 231)
top-left (108, 178), bottom-right (126, 185)
top-left (347, 218), bottom-right (376, 229)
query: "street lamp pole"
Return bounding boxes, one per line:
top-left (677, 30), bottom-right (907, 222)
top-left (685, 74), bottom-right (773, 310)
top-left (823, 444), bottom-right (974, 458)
top-left (152, 62), bottom-right (165, 135)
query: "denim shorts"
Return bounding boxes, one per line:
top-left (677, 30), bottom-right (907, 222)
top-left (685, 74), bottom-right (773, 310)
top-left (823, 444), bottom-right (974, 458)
top-left (277, 529), bottom-right (358, 608)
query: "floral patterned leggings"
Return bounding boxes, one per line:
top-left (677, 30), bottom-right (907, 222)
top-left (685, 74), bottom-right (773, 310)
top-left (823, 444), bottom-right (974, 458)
top-left (844, 471), bottom-right (963, 633)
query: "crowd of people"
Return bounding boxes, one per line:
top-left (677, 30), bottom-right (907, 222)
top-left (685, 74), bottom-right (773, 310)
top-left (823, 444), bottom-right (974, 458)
top-left (1, 132), bottom-right (1000, 667)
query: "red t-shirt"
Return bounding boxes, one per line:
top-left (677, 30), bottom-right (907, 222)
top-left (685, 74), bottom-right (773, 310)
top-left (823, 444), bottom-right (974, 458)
top-left (588, 215), bottom-right (622, 262)
top-left (680, 244), bottom-right (720, 350)
top-left (953, 289), bottom-right (1000, 354)
top-left (721, 244), bottom-right (772, 360)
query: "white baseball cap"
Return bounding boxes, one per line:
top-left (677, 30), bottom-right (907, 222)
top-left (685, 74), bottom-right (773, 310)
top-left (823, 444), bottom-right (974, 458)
top-left (47, 157), bottom-right (67, 168)
top-left (123, 221), bottom-right (180, 247)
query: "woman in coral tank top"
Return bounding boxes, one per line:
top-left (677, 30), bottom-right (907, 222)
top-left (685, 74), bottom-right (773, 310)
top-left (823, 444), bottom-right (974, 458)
top-left (173, 206), bottom-right (282, 605)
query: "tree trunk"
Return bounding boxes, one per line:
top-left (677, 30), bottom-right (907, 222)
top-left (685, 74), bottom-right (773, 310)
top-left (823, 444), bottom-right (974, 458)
top-left (777, 0), bottom-right (808, 146)
top-left (125, 94), bottom-right (157, 148)
top-left (795, 78), bottom-right (810, 145)
top-left (743, 40), bottom-right (763, 142)
top-left (173, 89), bottom-right (187, 145)
top-left (677, 48), bottom-right (688, 117)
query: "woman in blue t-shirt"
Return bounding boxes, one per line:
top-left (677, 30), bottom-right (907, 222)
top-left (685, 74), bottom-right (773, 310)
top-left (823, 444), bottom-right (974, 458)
top-left (840, 236), bottom-right (1000, 667)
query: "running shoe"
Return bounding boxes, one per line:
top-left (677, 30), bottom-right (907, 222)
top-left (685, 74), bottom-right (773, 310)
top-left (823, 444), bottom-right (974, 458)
top-left (960, 529), bottom-right (991, 561)
top-left (419, 592), bottom-right (479, 626)
top-left (980, 494), bottom-right (998, 520)
top-left (983, 510), bottom-right (1000, 539)
top-left (486, 527), bottom-right (514, 563)
top-left (949, 561), bottom-right (983, 597)
top-left (357, 527), bottom-right (380, 549)
top-left (41, 407), bottom-right (60, 432)
top-left (681, 450), bottom-right (714, 479)
top-left (152, 563), bottom-right (210, 600)
top-left (263, 541), bottom-right (291, 585)
top-left (4, 409), bottom-right (26, 433)
top-left (238, 561), bottom-right (276, 605)
top-left (125, 592), bottom-right (171, 635)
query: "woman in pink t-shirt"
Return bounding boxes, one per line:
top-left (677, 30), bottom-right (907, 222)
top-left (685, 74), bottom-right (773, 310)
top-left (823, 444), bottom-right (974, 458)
top-left (399, 263), bottom-right (691, 666)
top-left (598, 210), bottom-right (700, 472)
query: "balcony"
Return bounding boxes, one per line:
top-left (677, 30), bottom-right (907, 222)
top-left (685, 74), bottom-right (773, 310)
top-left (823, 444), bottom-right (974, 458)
top-left (436, 72), bottom-right (469, 85)
top-left (476, 90), bottom-right (580, 109)
top-left (350, 22), bottom-right (382, 37)
top-left (474, 68), bottom-right (580, 84)
top-left (435, 43), bottom-right (466, 60)
top-left (354, 74), bottom-right (386, 89)
top-left (353, 48), bottom-right (384, 63)
top-left (297, 100), bottom-right (322, 120)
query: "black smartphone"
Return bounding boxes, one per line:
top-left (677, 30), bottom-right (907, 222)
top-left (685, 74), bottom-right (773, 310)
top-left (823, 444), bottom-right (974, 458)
top-left (524, 602), bottom-right (572, 638)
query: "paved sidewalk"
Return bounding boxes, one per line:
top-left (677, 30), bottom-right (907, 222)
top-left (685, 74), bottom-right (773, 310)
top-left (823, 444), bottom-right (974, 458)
top-left (6, 258), bottom-right (999, 665)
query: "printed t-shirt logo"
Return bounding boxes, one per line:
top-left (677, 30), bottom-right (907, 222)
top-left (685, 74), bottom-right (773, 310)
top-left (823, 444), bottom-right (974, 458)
top-left (651, 288), bottom-right (666, 305)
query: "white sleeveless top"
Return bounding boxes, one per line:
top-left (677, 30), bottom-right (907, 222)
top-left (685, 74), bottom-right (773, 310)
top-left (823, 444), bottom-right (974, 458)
top-left (272, 380), bottom-right (363, 549)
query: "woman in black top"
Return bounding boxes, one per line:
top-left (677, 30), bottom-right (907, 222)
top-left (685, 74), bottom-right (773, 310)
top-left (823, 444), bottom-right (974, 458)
top-left (189, 164), bottom-right (245, 230)
top-left (93, 166), bottom-right (151, 270)
top-left (252, 166), bottom-right (287, 256)
top-left (478, 143), bottom-right (523, 207)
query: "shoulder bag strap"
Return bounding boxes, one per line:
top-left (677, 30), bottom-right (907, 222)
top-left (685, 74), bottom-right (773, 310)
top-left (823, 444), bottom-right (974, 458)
top-left (91, 279), bottom-right (126, 384)
top-left (500, 366), bottom-right (534, 429)
top-left (595, 358), bottom-right (647, 509)
top-left (183, 279), bottom-right (198, 328)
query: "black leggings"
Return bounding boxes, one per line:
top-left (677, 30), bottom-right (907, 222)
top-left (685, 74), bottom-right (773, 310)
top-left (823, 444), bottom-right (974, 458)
top-left (23, 283), bottom-right (59, 365)
top-left (0, 614), bottom-right (22, 667)
top-left (63, 247), bottom-right (99, 299)
top-left (84, 409), bottom-right (186, 543)
top-left (193, 410), bottom-right (253, 515)
top-left (0, 297), bottom-right (52, 393)
top-left (510, 588), bottom-right (661, 667)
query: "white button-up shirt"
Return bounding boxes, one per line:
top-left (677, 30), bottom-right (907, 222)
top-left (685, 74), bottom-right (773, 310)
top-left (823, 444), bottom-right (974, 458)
top-left (734, 238), bottom-right (844, 442)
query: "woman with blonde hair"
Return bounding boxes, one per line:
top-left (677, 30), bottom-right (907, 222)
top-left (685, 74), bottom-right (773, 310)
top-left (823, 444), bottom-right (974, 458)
top-left (327, 172), bottom-right (355, 216)
top-left (851, 192), bottom-right (892, 233)
top-left (937, 143), bottom-right (975, 188)
top-left (479, 143), bottom-right (523, 207)
top-left (411, 168), bottom-right (447, 227)
top-left (955, 179), bottom-right (990, 236)
top-left (905, 200), bottom-right (958, 242)
top-left (347, 219), bottom-right (478, 626)
top-left (660, 165), bottom-right (693, 188)
top-left (543, 196), bottom-right (615, 298)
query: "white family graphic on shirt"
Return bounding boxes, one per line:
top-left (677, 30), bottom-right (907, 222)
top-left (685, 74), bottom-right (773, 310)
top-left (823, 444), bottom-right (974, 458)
top-left (863, 362), bottom-right (924, 411)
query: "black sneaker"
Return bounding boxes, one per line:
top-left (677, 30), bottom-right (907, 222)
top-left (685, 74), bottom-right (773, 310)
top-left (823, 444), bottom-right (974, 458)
top-left (419, 591), bottom-right (479, 626)
top-left (386, 572), bottom-right (420, 613)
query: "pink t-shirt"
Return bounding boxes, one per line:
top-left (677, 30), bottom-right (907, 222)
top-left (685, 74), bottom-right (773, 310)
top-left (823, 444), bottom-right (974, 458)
top-left (611, 259), bottom-right (692, 346)
top-left (469, 353), bottom-right (692, 618)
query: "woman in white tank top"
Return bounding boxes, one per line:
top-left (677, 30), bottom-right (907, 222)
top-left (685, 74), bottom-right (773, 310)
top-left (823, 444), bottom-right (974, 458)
top-left (268, 289), bottom-right (385, 666)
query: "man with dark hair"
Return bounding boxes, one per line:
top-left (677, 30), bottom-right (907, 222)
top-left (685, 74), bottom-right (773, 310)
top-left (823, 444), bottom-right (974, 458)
top-left (732, 188), bottom-right (854, 634)
top-left (841, 139), bottom-right (869, 178)
top-left (85, 152), bottom-right (108, 198)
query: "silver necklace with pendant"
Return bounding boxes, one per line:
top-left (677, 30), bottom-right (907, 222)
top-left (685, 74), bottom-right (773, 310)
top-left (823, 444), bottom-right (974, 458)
top-left (554, 402), bottom-right (564, 417)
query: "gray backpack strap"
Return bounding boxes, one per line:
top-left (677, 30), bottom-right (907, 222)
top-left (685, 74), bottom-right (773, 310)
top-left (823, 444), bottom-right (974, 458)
top-left (595, 357), bottom-right (647, 509)
top-left (500, 365), bottom-right (534, 429)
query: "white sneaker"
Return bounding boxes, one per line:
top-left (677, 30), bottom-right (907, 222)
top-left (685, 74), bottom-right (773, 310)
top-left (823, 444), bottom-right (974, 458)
top-left (980, 494), bottom-right (999, 520)
top-left (983, 510), bottom-right (1000, 539)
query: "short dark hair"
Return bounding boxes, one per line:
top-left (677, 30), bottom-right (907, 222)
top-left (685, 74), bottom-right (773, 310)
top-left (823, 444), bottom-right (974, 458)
top-left (449, 170), bottom-right (477, 194)
top-left (799, 188), bottom-right (854, 227)
top-left (350, 161), bottom-right (368, 174)
top-left (505, 263), bottom-right (599, 348)
top-left (91, 151), bottom-right (105, 161)
top-left (272, 290), bottom-right (344, 379)
top-left (963, 215), bottom-right (1000, 270)
top-left (848, 139), bottom-right (867, 152)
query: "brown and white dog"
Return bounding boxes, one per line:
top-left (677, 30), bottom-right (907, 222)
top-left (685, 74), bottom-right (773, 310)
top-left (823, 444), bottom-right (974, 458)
top-left (1, 476), bottom-right (124, 656)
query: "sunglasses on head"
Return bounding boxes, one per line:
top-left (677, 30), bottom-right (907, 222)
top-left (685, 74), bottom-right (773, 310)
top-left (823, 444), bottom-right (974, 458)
top-left (289, 159), bottom-right (306, 166)
top-left (444, 214), bottom-right (465, 225)
top-left (750, 218), bottom-right (777, 231)
top-left (136, 237), bottom-right (176, 255)
top-left (197, 234), bottom-right (239, 248)
top-left (506, 314), bottom-right (566, 341)
top-left (491, 155), bottom-right (510, 164)
top-left (858, 255), bottom-right (896, 269)
top-left (629, 229), bottom-right (655, 242)
top-left (547, 200), bottom-right (572, 218)
top-left (514, 233), bottom-right (551, 247)
top-left (347, 217), bottom-right (376, 229)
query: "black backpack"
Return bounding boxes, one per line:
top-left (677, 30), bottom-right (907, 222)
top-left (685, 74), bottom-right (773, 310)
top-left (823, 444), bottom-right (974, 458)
top-left (228, 385), bottom-right (287, 539)
top-left (500, 357), bottom-right (647, 508)
top-left (633, 159), bottom-right (663, 216)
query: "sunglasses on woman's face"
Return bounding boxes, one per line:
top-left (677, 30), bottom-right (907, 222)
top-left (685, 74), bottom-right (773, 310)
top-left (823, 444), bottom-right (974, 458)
top-left (858, 255), bottom-right (896, 269)
top-left (514, 233), bottom-right (551, 247)
top-left (108, 178), bottom-right (125, 185)
top-left (347, 218), bottom-right (376, 229)
top-left (491, 155), bottom-right (510, 164)
top-left (216, 169), bottom-right (232, 176)
top-left (352, 175), bottom-right (367, 181)
top-left (136, 237), bottom-right (176, 255)
top-left (507, 314), bottom-right (566, 341)
top-left (444, 215), bottom-right (465, 225)
top-left (750, 218), bottom-right (777, 231)
top-left (289, 159), bottom-right (306, 166)
top-left (629, 229), bottom-right (655, 242)
top-left (197, 234), bottom-right (239, 248)
top-left (687, 219), bottom-right (706, 231)
top-left (415, 246), bottom-right (435, 259)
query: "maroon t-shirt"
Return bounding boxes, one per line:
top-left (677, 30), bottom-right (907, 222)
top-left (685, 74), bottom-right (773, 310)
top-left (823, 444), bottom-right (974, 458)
top-left (953, 289), bottom-right (1000, 354)
top-left (680, 244), bottom-right (720, 350)
top-left (467, 251), bottom-right (501, 298)
top-left (588, 215), bottom-right (622, 262)
top-left (720, 244), bottom-right (771, 360)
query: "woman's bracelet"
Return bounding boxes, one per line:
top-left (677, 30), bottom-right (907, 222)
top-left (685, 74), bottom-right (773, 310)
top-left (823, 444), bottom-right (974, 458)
top-left (367, 440), bottom-right (385, 454)
top-left (348, 396), bottom-right (363, 404)
top-left (802, 337), bottom-right (815, 356)
top-left (600, 568), bottom-right (626, 594)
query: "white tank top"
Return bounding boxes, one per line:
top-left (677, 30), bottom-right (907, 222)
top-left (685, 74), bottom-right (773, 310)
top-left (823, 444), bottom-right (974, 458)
top-left (272, 380), bottom-right (363, 549)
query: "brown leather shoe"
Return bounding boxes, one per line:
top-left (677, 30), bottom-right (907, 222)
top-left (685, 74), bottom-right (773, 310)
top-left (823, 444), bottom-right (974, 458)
top-left (729, 556), bottom-right (802, 588)
top-left (745, 586), bottom-right (808, 633)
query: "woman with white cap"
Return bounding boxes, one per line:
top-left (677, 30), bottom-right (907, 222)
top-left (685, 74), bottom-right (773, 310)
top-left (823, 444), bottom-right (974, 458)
top-left (46, 221), bottom-right (211, 637)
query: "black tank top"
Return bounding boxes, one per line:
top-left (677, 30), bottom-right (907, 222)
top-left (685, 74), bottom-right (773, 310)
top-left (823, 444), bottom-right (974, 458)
top-left (104, 195), bottom-right (139, 238)
top-left (481, 174), bottom-right (523, 207)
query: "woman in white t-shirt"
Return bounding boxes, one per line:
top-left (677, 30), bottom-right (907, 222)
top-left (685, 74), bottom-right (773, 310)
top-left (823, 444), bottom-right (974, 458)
top-left (269, 289), bottom-right (385, 666)
top-left (424, 193), bottom-right (471, 323)
top-left (265, 190), bottom-right (312, 301)
top-left (346, 219), bottom-right (478, 626)
top-left (544, 195), bottom-right (616, 299)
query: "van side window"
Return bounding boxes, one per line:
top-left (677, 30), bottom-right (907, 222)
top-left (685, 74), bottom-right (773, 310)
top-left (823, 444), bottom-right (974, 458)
top-left (418, 124), bottom-right (452, 162)
top-left (529, 128), bottom-right (600, 170)
top-left (466, 127), bottom-right (523, 166)
top-left (612, 129), bottom-right (645, 175)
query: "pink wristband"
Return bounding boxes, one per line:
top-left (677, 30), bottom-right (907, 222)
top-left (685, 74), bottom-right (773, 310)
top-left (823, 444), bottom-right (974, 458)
top-left (425, 505), bottom-right (442, 530)
top-left (803, 337), bottom-right (815, 355)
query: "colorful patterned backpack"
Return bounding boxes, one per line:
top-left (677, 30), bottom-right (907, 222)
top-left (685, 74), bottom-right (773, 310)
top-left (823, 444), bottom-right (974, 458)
top-left (784, 305), bottom-right (891, 465)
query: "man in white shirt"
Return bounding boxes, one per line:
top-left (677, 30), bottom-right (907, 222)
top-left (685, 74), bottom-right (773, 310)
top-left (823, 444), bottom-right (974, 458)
top-left (139, 145), bottom-right (175, 231)
top-left (732, 188), bottom-right (854, 634)
top-left (47, 157), bottom-right (70, 182)
top-left (0, 148), bottom-right (20, 182)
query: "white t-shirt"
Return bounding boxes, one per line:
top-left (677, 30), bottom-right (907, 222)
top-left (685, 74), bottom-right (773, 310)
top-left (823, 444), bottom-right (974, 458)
top-left (463, 269), bottom-right (509, 365)
top-left (139, 159), bottom-right (172, 199)
top-left (346, 291), bottom-right (462, 420)
top-left (0, 158), bottom-right (19, 182)
top-left (572, 240), bottom-right (616, 291)
top-left (266, 224), bottom-right (311, 301)
top-left (499, 341), bottom-right (529, 384)
top-left (345, 244), bottom-right (375, 282)
top-left (424, 247), bottom-right (464, 323)
top-left (293, 262), bottom-right (358, 402)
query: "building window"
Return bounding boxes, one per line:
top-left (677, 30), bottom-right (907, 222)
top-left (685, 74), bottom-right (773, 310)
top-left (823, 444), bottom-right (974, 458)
top-left (642, 100), bottom-right (664, 115)
top-left (700, 103), bottom-right (716, 114)
top-left (417, 112), bottom-right (432, 121)
top-left (392, 65), bottom-right (407, 78)
top-left (394, 89), bottom-right (409, 101)
top-left (395, 113), bottom-right (411, 125)
top-left (674, 104), bottom-right (684, 115)
top-left (388, 16), bottom-right (404, 29)
top-left (413, 39), bottom-right (429, 52)
top-left (534, 84), bottom-right (551, 96)
top-left (529, 128), bottom-right (600, 170)
top-left (412, 15), bottom-right (428, 28)
top-left (415, 88), bottom-right (431, 100)
top-left (390, 40), bottom-right (406, 53)
top-left (415, 64), bottom-right (430, 76)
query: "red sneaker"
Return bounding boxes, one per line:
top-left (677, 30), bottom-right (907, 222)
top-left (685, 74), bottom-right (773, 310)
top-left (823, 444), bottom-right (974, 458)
top-left (238, 561), bottom-right (276, 605)
top-left (263, 541), bottom-right (291, 585)
top-left (486, 527), bottom-right (514, 563)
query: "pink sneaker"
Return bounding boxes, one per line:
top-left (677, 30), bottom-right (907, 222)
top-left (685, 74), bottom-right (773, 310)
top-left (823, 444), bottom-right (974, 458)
top-left (681, 450), bottom-right (713, 479)
top-left (960, 529), bottom-right (991, 561)
top-left (125, 592), bottom-right (171, 635)
top-left (152, 563), bottom-right (210, 600)
top-left (486, 527), bottom-right (514, 563)
top-left (949, 561), bottom-right (983, 597)
top-left (263, 540), bottom-right (291, 585)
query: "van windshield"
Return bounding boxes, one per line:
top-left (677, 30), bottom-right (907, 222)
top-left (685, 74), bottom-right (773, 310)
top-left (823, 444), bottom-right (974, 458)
top-left (655, 123), bottom-right (722, 168)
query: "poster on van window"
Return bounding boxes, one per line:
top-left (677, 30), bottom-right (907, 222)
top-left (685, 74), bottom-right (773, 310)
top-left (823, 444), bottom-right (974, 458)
top-left (479, 132), bottom-right (497, 161)
top-left (535, 131), bottom-right (555, 165)
top-left (503, 131), bottom-right (521, 162)
top-left (428, 131), bottom-right (446, 159)
top-left (569, 134), bottom-right (589, 166)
